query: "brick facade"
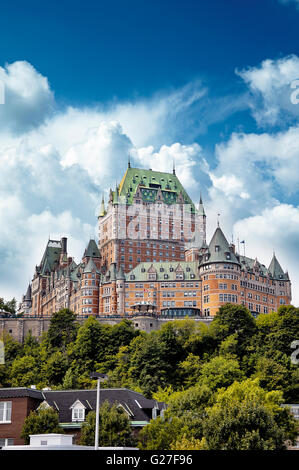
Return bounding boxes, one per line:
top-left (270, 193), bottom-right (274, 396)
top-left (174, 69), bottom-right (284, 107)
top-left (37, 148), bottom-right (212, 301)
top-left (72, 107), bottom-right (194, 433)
top-left (18, 165), bottom-right (292, 320)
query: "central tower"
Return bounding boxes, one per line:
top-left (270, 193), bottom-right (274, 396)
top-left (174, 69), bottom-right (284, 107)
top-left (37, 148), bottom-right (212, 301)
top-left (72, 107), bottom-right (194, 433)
top-left (98, 164), bottom-right (206, 273)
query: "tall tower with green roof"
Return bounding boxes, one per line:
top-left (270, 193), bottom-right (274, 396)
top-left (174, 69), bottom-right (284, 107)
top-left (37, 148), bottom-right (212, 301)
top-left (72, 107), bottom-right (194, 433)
top-left (98, 164), bottom-right (206, 273)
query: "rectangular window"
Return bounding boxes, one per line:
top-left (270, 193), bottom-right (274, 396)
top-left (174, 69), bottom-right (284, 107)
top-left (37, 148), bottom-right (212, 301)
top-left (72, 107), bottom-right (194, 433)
top-left (0, 402), bottom-right (12, 423)
top-left (0, 438), bottom-right (14, 447)
top-left (72, 407), bottom-right (85, 421)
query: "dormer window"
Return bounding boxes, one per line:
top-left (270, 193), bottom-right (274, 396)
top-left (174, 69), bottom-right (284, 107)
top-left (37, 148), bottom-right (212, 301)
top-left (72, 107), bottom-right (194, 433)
top-left (71, 400), bottom-right (86, 422)
top-left (215, 246), bottom-right (220, 252)
top-left (226, 253), bottom-right (231, 260)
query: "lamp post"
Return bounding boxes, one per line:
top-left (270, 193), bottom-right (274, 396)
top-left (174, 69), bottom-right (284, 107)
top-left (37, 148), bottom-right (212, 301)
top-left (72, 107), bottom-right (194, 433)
top-left (90, 372), bottom-right (108, 450)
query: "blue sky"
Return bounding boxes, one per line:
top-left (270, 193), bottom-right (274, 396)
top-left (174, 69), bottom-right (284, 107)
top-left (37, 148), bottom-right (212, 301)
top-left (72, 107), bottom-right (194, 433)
top-left (1, 0), bottom-right (299, 305)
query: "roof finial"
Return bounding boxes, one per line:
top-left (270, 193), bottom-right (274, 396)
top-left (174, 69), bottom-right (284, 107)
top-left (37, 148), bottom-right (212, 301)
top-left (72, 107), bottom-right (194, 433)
top-left (128, 153), bottom-right (131, 168)
top-left (217, 213), bottom-right (220, 227)
top-left (173, 159), bottom-right (176, 175)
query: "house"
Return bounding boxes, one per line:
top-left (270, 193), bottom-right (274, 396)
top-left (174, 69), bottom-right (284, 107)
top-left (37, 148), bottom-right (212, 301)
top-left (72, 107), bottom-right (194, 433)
top-left (0, 387), bottom-right (165, 446)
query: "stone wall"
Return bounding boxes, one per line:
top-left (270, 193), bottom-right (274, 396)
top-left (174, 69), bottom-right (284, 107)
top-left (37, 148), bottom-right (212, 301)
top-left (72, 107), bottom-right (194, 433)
top-left (0, 315), bottom-right (213, 343)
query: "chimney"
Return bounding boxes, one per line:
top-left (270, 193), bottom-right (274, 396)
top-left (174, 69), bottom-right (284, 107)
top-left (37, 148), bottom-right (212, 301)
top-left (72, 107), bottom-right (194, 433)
top-left (61, 237), bottom-right (67, 254)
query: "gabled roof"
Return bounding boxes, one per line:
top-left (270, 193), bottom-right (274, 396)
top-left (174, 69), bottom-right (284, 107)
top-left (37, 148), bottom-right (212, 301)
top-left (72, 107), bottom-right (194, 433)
top-left (201, 226), bottom-right (239, 265)
top-left (42, 388), bottom-right (164, 424)
top-left (0, 387), bottom-right (165, 425)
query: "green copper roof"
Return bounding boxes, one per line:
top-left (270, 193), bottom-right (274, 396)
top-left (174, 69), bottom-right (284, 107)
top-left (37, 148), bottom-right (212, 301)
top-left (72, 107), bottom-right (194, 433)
top-left (99, 196), bottom-right (106, 217)
top-left (201, 226), bottom-right (239, 266)
top-left (83, 239), bottom-right (101, 259)
top-left (268, 254), bottom-right (287, 280)
top-left (117, 167), bottom-right (195, 211)
top-left (84, 258), bottom-right (99, 274)
top-left (39, 240), bottom-right (62, 275)
top-left (198, 195), bottom-right (206, 217)
top-left (125, 261), bottom-right (200, 282)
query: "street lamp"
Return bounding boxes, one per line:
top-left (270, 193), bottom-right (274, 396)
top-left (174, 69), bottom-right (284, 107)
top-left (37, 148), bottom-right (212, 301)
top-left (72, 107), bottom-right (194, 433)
top-left (90, 372), bottom-right (108, 450)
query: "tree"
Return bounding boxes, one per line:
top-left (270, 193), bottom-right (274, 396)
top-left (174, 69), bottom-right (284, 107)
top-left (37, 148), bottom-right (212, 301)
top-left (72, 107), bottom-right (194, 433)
top-left (138, 416), bottom-right (188, 450)
top-left (80, 400), bottom-right (135, 447)
top-left (170, 435), bottom-right (207, 450)
top-left (128, 332), bottom-right (173, 397)
top-left (72, 316), bottom-right (111, 373)
top-left (22, 331), bottom-right (41, 357)
top-left (21, 408), bottom-right (62, 444)
top-left (62, 367), bottom-right (79, 389)
top-left (43, 351), bottom-right (69, 386)
top-left (210, 304), bottom-right (257, 357)
top-left (0, 297), bottom-right (17, 316)
top-left (208, 378), bottom-right (298, 445)
top-left (178, 353), bottom-right (202, 388)
top-left (47, 308), bottom-right (79, 351)
top-left (203, 401), bottom-right (286, 450)
top-left (253, 306), bottom-right (299, 357)
top-left (252, 356), bottom-right (290, 392)
top-left (199, 356), bottom-right (244, 391)
top-left (10, 355), bottom-right (40, 387)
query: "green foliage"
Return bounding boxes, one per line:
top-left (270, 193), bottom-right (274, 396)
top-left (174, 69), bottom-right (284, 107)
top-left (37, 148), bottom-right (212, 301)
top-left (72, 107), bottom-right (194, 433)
top-left (21, 408), bottom-right (62, 444)
top-left (198, 356), bottom-right (244, 390)
top-left (80, 400), bottom-right (136, 447)
top-left (47, 308), bottom-right (79, 351)
top-left (203, 401), bottom-right (286, 450)
top-left (209, 378), bottom-right (298, 444)
top-left (3, 302), bottom-right (298, 450)
top-left (10, 355), bottom-right (41, 387)
top-left (0, 297), bottom-right (17, 315)
top-left (138, 416), bottom-right (188, 450)
top-left (211, 303), bottom-right (257, 357)
top-left (43, 351), bottom-right (69, 386)
top-left (178, 353), bottom-right (202, 388)
top-left (62, 368), bottom-right (79, 389)
top-left (128, 333), bottom-right (173, 397)
top-left (170, 435), bottom-right (207, 450)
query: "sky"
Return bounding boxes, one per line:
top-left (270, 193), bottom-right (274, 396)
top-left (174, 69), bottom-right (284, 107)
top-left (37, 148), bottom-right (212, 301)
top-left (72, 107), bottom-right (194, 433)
top-left (1, 0), bottom-right (299, 306)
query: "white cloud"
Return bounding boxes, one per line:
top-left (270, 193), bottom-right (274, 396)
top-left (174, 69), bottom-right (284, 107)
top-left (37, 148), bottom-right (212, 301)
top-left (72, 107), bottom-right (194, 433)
top-left (237, 55), bottom-right (299, 126)
top-left (133, 142), bottom-right (207, 195)
top-left (233, 204), bottom-right (299, 306)
top-left (0, 61), bottom-right (54, 133)
top-left (62, 121), bottom-right (132, 188)
top-left (0, 57), bottom-right (299, 309)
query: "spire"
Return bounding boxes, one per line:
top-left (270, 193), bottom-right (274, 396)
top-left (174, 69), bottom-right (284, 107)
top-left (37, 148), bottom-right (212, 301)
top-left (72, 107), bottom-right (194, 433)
top-left (201, 225), bottom-right (239, 266)
top-left (117, 265), bottom-right (125, 280)
top-left (198, 194), bottom-right (206, 217)
top-left (113, 183), bottom-right (119, 204)
top-left (24, 284), bottom-right (31, 302)
top-left (83, 239), bottom-right (101, 259)
top-left (99, 195), bottom-right (106, 217)
top-left (268, 253), bottom-right (286, 280)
